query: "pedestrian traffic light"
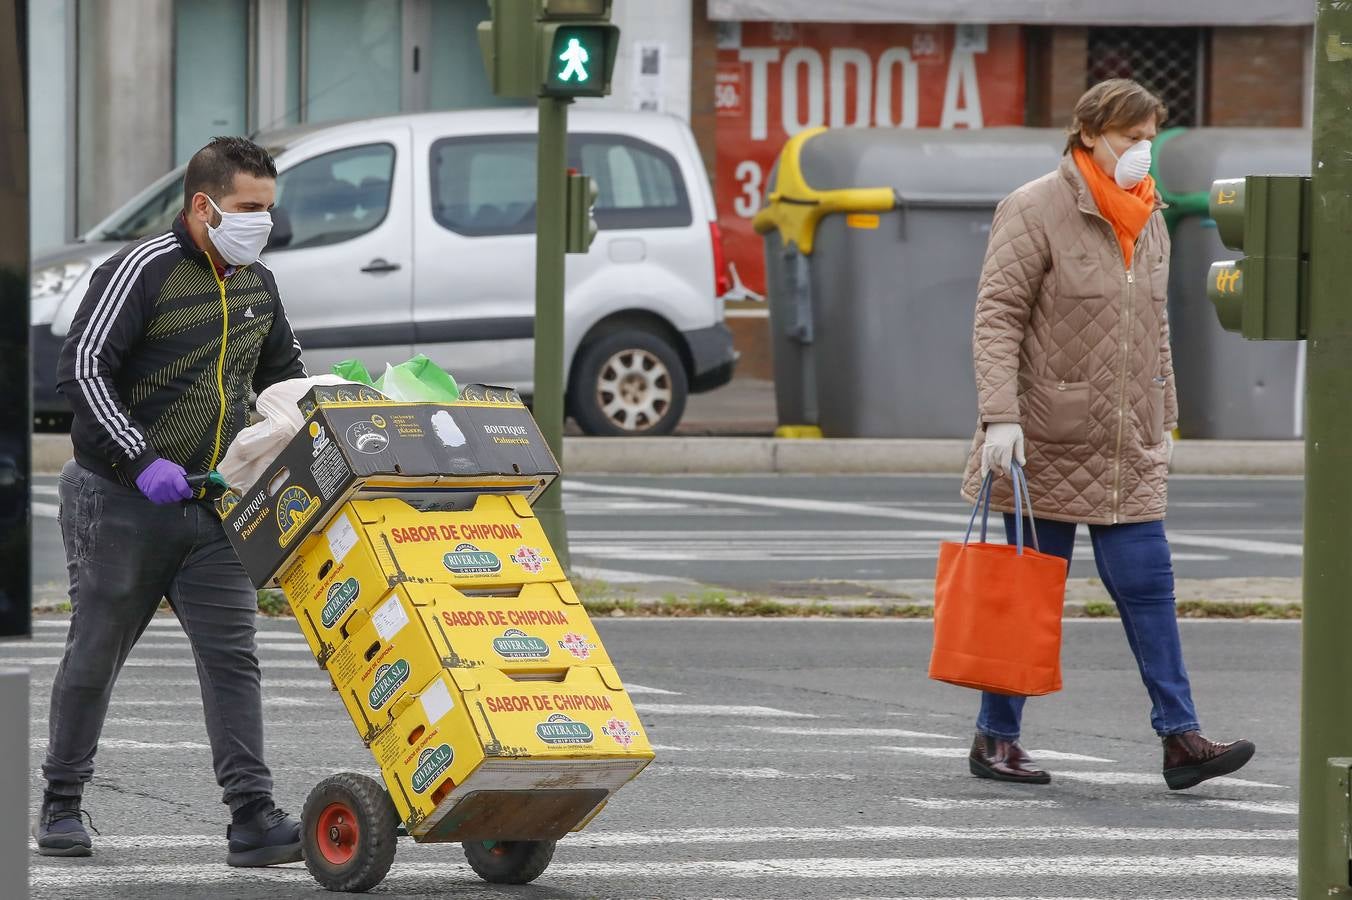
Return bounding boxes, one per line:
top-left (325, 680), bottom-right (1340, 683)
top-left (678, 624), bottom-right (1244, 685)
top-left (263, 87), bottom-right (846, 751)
top-left (565, 171), bottom-right (599, 254)
top-left (538, 1), bottom-right (618, 98)
top-left (478, 0), bottom-right (618, 100)
top-left (1206, 174), bottom-right (1309, 341)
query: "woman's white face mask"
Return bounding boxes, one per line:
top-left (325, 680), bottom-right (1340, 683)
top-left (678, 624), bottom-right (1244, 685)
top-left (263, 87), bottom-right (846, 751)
top-left (1102, 137), bottom-right (1153, 190)
top-left (204, 195), bottom-right (273, 266)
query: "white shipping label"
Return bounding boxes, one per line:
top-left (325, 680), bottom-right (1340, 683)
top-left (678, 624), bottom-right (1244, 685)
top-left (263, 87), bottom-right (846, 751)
top-left (372, 596), bottom-right (409, 642)
top-left (326, 513), bottom-right (359, 564)
top-left (420, 678), bottom-right (455, 724)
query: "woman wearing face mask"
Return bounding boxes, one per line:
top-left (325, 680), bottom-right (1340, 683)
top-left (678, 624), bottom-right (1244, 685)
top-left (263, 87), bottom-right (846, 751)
top-left (958, 79), bottom-right (1255, 789)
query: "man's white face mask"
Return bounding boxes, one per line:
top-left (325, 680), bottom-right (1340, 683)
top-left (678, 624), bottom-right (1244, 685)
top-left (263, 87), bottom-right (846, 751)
top-left (1103, 137), bottom-right (1152, 190)
top-left (205, 196), bottom-right (273, 266)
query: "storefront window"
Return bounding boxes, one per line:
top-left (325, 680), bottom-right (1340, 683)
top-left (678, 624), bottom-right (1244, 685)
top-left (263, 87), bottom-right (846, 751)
top-left (305, 0), bottom-right (401, 122)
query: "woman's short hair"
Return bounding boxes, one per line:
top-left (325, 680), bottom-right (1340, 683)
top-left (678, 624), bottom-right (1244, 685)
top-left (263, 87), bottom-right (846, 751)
top-left (1065, 79), bottom-right (1168, 154)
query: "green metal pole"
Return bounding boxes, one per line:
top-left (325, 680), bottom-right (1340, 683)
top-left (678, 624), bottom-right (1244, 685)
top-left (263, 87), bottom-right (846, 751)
top-left (1303, 3), bottom-right (1352, 895)
top-left (534, 95), bottom-right (571, 570)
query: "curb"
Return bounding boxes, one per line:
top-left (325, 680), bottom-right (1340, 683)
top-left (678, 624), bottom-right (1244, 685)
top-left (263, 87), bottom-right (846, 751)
top-left (31, 434), bottom-right (1306, 477)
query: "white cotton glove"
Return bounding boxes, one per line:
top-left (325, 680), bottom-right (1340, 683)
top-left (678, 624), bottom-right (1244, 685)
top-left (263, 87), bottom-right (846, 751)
top-left (981, 423), bottom-right (1026, 478)
top-left (1165, 432), bottom-right (1175, 471)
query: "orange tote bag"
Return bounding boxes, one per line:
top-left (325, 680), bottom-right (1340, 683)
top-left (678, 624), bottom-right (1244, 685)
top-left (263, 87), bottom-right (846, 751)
top-left (929, 463), bottom-right (1069, 696)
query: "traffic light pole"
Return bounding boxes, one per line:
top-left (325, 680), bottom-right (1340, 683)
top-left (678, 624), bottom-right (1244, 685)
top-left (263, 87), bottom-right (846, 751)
top-left (1303, 2), bottom-right (1352, 894)
top-left (534, 95), bottom-right (571, 569)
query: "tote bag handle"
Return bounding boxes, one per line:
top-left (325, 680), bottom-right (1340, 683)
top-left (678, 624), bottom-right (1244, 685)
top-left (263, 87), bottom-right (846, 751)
top-left (964, 462), bottom-right (1041, 555)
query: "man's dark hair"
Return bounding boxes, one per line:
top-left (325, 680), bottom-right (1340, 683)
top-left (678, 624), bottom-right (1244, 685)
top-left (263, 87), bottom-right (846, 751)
top-left (183, 136), bottom-right (277, 211)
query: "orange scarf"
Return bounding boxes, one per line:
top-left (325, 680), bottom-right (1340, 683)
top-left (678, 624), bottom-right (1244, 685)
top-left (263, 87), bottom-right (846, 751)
top-left (1072, 147), bottom-right (1156, 269)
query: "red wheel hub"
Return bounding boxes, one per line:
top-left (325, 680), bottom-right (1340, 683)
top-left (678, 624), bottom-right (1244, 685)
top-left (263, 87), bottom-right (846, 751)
top-left (315, 801), bottom-right (359, 866)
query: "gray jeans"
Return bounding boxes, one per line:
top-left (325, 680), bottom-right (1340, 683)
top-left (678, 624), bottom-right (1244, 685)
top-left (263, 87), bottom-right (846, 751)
top-left (43, 460), bottom-right (274, 813)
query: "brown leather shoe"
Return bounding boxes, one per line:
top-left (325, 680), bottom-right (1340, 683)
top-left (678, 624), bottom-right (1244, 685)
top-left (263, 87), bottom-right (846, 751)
top-left (969, 733), bottom-right (1051, 784)
top-left (1162, 731), bottom-right (1256, 790)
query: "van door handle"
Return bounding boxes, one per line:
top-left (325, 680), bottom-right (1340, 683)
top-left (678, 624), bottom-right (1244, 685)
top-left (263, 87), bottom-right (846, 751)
top-left (361, 259), bottom-right (401, 274)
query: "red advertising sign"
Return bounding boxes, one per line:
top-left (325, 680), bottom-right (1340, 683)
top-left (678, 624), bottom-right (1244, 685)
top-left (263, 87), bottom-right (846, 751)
top-left (715, 22), bottom-right (1026, 300)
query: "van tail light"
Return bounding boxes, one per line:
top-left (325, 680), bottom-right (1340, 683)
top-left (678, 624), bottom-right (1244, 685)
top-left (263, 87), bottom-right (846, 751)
top-left (709, 221), bottom-right (733, 297)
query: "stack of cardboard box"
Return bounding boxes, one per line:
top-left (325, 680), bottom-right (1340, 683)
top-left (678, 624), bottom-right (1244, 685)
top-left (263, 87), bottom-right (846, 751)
top-left (220, 391), bottom-right (653, 842)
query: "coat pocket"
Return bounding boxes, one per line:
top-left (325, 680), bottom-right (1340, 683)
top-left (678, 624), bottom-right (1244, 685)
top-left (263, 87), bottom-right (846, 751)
top-left (1022, 377), bottom-right (1090, 445)
top-left (1145, 378), bottom-right (1167, 445)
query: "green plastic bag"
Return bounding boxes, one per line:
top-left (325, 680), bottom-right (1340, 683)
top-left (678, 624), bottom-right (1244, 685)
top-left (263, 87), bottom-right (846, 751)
top-left (331, 359), bottom-right (376, 386)
top-left (331, 356), bottom-right (460, 402)
top-left (376, 355), bottom-right (460, 402)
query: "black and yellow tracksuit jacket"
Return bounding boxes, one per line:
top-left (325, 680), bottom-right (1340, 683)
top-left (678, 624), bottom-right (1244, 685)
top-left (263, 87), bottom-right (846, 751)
top-left (58, 215), bottom-right (306, 488)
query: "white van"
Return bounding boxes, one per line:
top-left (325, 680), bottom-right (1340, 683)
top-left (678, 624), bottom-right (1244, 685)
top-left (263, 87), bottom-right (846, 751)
top-left (31, 109), bottom-right (736, 435)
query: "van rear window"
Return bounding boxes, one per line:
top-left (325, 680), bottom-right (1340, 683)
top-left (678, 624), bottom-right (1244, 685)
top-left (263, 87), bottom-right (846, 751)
top-left (430, 132), bottom-right (692, 237)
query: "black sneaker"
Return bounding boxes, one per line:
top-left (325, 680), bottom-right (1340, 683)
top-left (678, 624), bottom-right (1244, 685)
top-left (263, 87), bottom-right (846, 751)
top-left (226, 804), bottom-right (303, 867)
top-left (34, 792), bottom-right (95, 857)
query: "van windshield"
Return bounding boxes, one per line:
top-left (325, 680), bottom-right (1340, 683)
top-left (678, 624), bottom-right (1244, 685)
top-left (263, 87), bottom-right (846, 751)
top-left (92, 168), bottom-right (187, 242)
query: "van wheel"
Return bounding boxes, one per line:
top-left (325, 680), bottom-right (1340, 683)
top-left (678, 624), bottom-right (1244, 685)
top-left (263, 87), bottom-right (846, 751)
top-left (570, 330), bottom-right (687, 436)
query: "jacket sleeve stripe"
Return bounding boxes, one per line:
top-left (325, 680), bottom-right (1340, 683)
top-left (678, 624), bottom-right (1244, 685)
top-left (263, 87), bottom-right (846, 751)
top-left (75, 233), bottom-right (179, 457)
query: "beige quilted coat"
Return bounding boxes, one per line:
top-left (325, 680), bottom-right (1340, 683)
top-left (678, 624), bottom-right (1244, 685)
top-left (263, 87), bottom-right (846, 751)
top-left (960, 155), bottom-right (1177, 525)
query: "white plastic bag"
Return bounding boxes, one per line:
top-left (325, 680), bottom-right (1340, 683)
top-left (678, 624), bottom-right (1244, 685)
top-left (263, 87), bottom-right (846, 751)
top-left (218, 375), bottom-right (355, 490)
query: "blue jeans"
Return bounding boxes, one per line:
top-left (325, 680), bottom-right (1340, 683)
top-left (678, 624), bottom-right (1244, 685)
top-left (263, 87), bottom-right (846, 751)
top-left (975, 515), bottom-right (1200, 740)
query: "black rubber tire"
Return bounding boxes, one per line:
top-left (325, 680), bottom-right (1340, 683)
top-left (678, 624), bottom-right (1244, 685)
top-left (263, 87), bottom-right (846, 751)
top-left (462, 839), bottom-right (557, 885)
top-left (569, 329), bottom-right (688, 436)
top-left (301, 773), bottom-right (400, 893)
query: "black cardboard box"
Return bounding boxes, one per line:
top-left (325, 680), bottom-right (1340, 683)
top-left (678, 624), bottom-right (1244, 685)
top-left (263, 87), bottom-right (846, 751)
top-left (220, 400), bottom-right (559, 588)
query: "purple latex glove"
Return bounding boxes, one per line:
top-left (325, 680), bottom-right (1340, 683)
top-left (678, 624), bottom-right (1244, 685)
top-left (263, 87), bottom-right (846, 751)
top-left (135, 458), bottom-right (193, 505)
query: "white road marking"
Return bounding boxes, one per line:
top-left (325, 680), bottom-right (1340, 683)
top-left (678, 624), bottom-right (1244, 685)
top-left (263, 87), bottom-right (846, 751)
top-left (101, 697), bottom-right (320, 709)
top-left (634, 702), bottom-right (816, 719)
top-left (1188, 798), bottom-right (1300, 815)
top-left (10, 641), bottom-right (313, 653)
top-left (647, 765), bottom-right (856, 781)
top-left (875, 745), bottom-right (1115, 763)
top-left (1055, 771), bottom-right (1288, 789)
top-left (3, 657), bottom-right (323, 669)
top-left (567, 481), bottom-right (1303, 558)
top-left (570, 564), bottom-right (699, 585)
top-left (898, 798), bottom-right (1063, 809)
top-left (623, 683), bottom-right (682, 695)
top-left (28, 738), bottom-right (209, 751)
top-left (32, 485), bottom-right (57, 496)
top-left (734, 725), bottom-right (957, 740)
top-left (26, 854), bottom-right (1297, 886)
top-left (33, 502), bottom-right (59, 518)
top-left (24, 824), bottom-right (1297, 853)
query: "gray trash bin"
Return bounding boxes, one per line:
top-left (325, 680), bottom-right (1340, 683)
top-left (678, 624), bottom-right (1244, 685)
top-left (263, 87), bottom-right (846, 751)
top-left (1154, 127), bottom-right (1311, 439)
top-left (755, 127), bottom-right (1064, 438)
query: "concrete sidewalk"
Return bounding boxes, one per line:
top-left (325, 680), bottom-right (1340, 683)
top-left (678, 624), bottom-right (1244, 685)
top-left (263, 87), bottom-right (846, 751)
top-left (29, 432), bottom-right (1305, 476)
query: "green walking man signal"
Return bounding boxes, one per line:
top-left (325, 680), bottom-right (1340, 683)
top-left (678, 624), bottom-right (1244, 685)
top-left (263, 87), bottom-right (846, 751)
top-left (557, 37), bottom-right (589, 82)
top-left (477, 0), bottom-right (619, 100)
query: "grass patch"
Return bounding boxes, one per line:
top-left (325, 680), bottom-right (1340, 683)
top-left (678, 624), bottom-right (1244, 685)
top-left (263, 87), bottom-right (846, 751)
top-left (235, 590), bottom-right (1300, 621)
top-left (1176, 600), bottom-right (1300, 620)
top-left (257, 590), bottom-right (292, 617)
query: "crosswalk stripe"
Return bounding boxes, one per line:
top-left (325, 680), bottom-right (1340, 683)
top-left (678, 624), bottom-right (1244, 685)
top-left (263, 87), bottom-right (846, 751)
top-left (634, 702), bottom-right (814, 718)
top-left (11, 641), bottom-right (314, 652)
top-left (1055, 771), bottom-right (1287, 789)
top-left (27, 855), bottom-right (1297, 886)
top-left (734, 725), bottom-right (957, 739)
top-left (874, 745), bottom-right (1116, 763)
top-left (4, 657), bottom-right (322, 669)
top-left (25, 824), bottom-right (1296, 852)
top-left (566, 480), bottom-right (1302, 558)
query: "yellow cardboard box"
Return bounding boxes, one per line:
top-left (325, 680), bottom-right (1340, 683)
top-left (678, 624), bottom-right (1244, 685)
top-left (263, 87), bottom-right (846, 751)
top-left (325, 581), bottom-right (612, 741)
top-left (372, 666), bottom-right (653, 841)
top-left (281, 494), bottom-right (566, 663)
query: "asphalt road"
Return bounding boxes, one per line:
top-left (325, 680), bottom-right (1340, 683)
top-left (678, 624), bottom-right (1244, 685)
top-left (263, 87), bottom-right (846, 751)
top-left (12, 615), bottom-right (1297, 899)
top-left (31, 474), bottom-right (1303, 602)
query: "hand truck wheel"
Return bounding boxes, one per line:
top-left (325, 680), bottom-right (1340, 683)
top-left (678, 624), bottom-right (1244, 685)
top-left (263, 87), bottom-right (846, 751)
top-left (301, 773), bottom-right (400, 893)
top-left (462, 838), bottom-right (556, 884)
